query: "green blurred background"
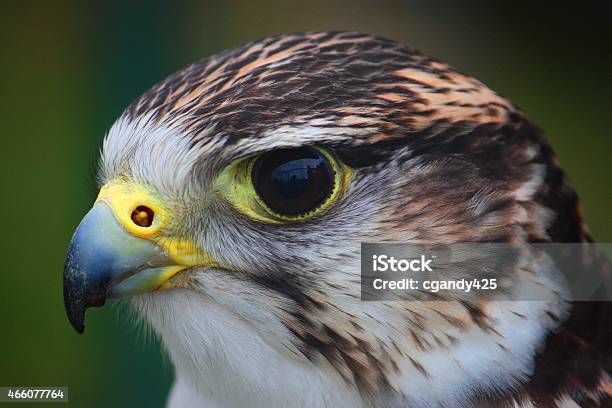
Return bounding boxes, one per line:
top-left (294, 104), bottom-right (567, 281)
top-left (1, 1), bottom-right (610, 406)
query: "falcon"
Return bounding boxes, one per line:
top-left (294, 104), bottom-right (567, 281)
top-left (63, 32), bottom-right (611, 407)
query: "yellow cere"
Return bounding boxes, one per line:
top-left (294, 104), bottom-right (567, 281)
top-left (214, 147), bottom-right (353, 224)
top-left (96, 178), bottom-right (218, 269)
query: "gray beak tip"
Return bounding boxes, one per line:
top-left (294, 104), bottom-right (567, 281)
top-left (63, 245), bottom-right (108, 335)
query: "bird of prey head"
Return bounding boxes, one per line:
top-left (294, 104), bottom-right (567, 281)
top-left (63, 32), bottom-right (611, 407)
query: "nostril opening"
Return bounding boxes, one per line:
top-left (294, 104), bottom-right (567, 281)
top-left (131, 205), bottom-right (154, 227)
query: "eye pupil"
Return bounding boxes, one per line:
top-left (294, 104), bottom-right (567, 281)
top-left (252, 148), bottom-right (335, 217)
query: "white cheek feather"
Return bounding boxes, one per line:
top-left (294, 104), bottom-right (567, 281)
top-left (132, 250), bottom-right (568, 408)
top-left (133, 289), bottom-right (364, 408)
top-left (394, 301), bottom-right (566, 407)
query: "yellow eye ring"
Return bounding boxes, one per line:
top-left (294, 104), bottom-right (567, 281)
top-left (215, 147), bottom-right (351, 223)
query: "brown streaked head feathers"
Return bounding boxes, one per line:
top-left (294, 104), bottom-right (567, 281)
top-left (128, 32), bottom-right (513, 144)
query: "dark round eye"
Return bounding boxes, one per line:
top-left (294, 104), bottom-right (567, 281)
top-left (251, 147), bottom-right (336, 217)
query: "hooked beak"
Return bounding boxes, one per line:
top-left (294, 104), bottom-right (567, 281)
top-left (63, 179), bottom-right (213, 334)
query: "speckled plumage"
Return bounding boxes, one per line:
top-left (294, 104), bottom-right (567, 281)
top-left (99, 32), bottom-right (611, 407)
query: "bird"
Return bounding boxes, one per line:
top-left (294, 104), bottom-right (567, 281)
top-left (63, 32), bottom-right (611, 407)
